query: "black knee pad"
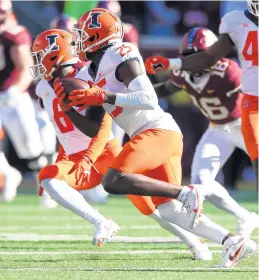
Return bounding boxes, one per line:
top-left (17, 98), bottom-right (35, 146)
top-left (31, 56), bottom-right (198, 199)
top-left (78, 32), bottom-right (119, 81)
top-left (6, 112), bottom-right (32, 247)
top-left (102, 168), bottom-right (124, 193)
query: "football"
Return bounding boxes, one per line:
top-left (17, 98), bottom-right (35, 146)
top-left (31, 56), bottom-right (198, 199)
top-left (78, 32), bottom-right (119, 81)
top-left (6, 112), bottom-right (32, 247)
top-left (59, 77), bottom-right (90, 103)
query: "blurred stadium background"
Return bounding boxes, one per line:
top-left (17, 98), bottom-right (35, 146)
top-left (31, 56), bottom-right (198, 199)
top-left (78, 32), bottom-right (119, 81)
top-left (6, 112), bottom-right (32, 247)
top-left (0, 1), bottom-right (258, 278)
top-left (5, 0), bottom-right (255, 192)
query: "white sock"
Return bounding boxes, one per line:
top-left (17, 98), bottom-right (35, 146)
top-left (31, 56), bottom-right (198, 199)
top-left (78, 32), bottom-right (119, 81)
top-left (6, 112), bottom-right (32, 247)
top-left (41, 178), bottom-right (106, 225)
top-left (81, 184), bottom-right (109, 204)
top-left (206, 181), bottom-right (251, 221)
top-left (149, 209), bottom-right (202, 248)
top-left (223, 235), bottom-right (243, 246)
top-left (0, 151), bottom-right (11, 173)
top-left (158, 200), bottom-right (230, 244)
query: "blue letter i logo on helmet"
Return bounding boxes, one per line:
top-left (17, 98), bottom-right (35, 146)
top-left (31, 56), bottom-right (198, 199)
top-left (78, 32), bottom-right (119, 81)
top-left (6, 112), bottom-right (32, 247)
top-left (46, 35), bottom-right (59, 51)
top-left (88, 12), bottom-right (102, 29)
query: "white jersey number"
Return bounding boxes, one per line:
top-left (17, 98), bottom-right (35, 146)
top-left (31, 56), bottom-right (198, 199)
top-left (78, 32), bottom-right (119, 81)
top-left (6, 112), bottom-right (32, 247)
top-left (211, 61), bottom-right (229, 78)
top-left (53, 98), bottom-right (74, 133)
top-left (190, 96), bottom-right (229, 121)
top-left (0, 45), bottom-right (6, 71)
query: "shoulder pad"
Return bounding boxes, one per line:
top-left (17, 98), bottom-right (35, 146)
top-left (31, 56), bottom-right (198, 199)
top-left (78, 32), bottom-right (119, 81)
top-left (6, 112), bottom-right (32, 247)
top-left (219, 10), bottom-right (245, 34)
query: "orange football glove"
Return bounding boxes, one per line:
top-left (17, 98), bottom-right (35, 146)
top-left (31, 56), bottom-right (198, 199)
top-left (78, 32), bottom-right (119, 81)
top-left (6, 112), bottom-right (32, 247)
top-left (53, 78), bottom-right (71, 112)
top-left (68, 84), bottom-right (107, 112)
top-left (144, 56), bottom-right (170, 75)
top-left (68, 156), bottom-right (94, 187)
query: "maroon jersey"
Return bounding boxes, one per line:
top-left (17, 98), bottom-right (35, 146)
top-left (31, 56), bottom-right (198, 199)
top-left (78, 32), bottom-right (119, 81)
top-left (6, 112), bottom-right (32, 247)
top-left (170, 58), bottom-right (243, 125)
top-left (0, 24), bottom-right (31, 91)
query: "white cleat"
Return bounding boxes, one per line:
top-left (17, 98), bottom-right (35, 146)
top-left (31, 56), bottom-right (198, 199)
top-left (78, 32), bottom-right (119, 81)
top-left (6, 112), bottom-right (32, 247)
top-left (214, 236), bottom-right (256, 268)
top-left (40, 190), bottom-right (58, 209)
top-left (0, 167), bottom-right (22, 202)
top-left (178, 185), bottom-right (205, 229)
top-left (189, 241), bottom-right (212, 261)
top-left (237, 212), bottom-right (259, 238)
top-left (92, 219), bottom-right (120, 247)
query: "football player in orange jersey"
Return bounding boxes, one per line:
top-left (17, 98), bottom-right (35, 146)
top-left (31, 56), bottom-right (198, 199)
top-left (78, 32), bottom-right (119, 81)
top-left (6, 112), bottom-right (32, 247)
top-left (53, 9), bottom-right (256, 267)
top-left (32, 29), bottom-right (214, 256)
top-left (145, 0), bottom-right (258, 189)
top-left (49, 13), bottom-right (111, 204)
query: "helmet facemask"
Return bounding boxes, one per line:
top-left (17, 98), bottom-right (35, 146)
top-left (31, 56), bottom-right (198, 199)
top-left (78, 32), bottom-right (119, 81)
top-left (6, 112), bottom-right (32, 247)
top-left (30, 42), bottom-right (64, 81)
top-left (248, 0), bottom-right (259, 16)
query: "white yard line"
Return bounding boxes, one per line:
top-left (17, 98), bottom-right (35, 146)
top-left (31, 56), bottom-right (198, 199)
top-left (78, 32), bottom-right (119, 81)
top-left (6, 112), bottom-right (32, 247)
top-left (0, 267), bottom-right (257, 272)
top-left (0, 224), bottom-right (256, 232)
top-left (0, 249), bottom-right (225, 255)
top-left (0, 234), bottom-right (192, 242)
top-left (0, 234), bottom-right (258, 244)
top-left (0, 225), bottom-right (162, 230)
top-left (0, 214), bottom-right (250, 221)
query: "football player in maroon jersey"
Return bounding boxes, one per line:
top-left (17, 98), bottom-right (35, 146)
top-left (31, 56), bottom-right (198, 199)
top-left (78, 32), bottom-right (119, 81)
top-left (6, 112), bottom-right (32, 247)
top-left (145, 1), bottom-right (259, 187)
top-left (145, 27), bottom-right (259, 238)
top-left (0, 0), bottom-right (53, 205)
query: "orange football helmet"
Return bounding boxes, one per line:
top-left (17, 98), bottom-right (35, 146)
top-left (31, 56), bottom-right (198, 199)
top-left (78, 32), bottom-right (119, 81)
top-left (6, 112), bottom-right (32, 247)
top-left (31, 29), bottom-right (78, 81)
top-left (72, 8), bottom-right (124, 54)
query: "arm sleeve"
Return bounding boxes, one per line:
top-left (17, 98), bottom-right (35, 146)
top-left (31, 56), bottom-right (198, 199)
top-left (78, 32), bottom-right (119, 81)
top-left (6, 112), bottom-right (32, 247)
top-left (84, 113), bottom-right (112, 163)
top-left (114, 74), bottom-right (158, 109)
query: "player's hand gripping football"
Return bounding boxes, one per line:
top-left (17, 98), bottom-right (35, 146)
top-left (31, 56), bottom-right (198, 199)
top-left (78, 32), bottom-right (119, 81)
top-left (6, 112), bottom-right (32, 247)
top-left (68, 84), bottom-right (107, 111)
top-left (145, 56), bottom-right (170, 75)
top-left (53, 78), bottom-right (72, 112)
top-left (68, 156), bottom-right (94, 187)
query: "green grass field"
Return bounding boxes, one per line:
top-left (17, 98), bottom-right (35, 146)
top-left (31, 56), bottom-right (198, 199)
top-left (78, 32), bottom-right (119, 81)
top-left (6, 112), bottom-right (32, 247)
top-left (0, 191), bottom-right (258, 280)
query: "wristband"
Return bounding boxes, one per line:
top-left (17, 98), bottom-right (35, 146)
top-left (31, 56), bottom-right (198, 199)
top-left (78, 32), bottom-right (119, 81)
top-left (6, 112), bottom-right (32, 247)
top-left (169, 58), bottom-right (182, 71)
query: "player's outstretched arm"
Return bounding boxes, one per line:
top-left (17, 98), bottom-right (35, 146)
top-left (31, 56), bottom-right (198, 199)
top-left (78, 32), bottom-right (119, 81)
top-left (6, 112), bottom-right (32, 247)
top-left (145, 34), bottom-right (234, 74)
top-left (180, 34), bottom-right (233, 72)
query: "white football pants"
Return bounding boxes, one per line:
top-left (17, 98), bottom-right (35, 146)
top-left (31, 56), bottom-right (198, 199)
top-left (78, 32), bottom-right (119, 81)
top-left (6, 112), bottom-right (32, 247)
top-left (33, 100), bottom-right (57, 156)
top-left (191, 119), bottom-right (247, 184)
top-left (0, 93), bottom-right (44, 159)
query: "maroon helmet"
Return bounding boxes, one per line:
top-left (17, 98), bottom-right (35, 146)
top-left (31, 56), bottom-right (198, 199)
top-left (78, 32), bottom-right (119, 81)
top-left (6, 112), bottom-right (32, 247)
top-left (179, 27), bottom-right (218, 56)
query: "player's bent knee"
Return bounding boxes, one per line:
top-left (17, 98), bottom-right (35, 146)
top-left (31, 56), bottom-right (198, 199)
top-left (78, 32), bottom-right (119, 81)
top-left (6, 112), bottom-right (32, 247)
top-left (38, 165), bottom-right (60, 183)
top-left (102, 168), bottom-right (124, 194)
